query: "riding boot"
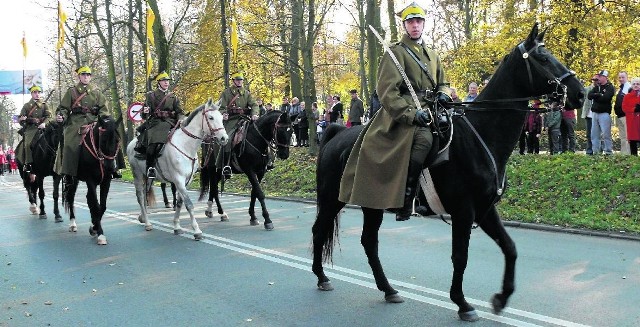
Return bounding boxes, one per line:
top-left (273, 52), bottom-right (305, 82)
top-left (395, 160), bottom-right (423, 221)
top-left (25, 163), bottom-right (32, 173)
top-left (146, 146), bottom-right (158, 179)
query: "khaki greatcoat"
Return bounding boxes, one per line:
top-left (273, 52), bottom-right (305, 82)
top-left (338, 34), bottom-right (449, 209)
top-left (16, 99), bottom-right (51, 164)
top-left (141, 88), bottom-right (185, 145)
top-left (54, 83), bottom-right (109, 176)
top-left (216, 85), bottom-right (258, 167)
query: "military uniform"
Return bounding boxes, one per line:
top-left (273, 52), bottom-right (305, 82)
top-left (16, 90), bottom-right (51, 165)
top-left (216, 75), bottom-right (259, 170)
top-left (339, 5), bottom-right (450, 219)
top-left (140, 83), bottom-right (185, 175)
top-left (54, 83), bottom-right (109, 177)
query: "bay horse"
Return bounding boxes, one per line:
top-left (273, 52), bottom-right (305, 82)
top-left (16, 123), bottom-right (63, 222)
top-left (126, 99), bottom-right (228, 240)
top-left (311, 24), bottom-right (585, 321)
top-left (198, 110), bottom-right (293, 230)
top-left (64, 116), bottom-right (120, 245)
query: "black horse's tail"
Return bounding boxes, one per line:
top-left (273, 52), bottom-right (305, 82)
top-left (315, 123), bottom-right (349, 264)
top-left (198, 146), bottom-right (213, 201)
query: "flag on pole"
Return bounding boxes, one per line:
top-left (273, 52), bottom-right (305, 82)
top-left (230, 18), bottom-right (238, 61)
top-left (146, 44), bottom-right (153, 77)
top-left (147, 5), bottom-right (155, 45)
top-left (56, 1), bottom-right (68, 50)
top-left (20, 32), bottom-right (27, 58)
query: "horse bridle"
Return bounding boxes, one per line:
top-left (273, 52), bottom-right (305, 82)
top-left (179, 107), bottom-right (226, 144)
top-left (517, 41), bottom-right (574, 107)
top-left (80, 122), bottom-right (120, 183)
top-left (250, 112), bottom-right (291, 153)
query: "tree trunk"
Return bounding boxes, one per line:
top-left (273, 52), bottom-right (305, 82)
top-left (147, 0), bottom-right (171, 74)
top-left (289, 0), bottom-right (302, 98)
top-left (366, 0), bottom-right (382, 101)
top-left (357, 0), bottom-right (368, 108)
top-left (220, 0), bottom-right (230, 87)
top-left (386, 0), bottom-right (397, 41)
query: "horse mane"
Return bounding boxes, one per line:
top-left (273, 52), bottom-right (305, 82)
top-left (183, 104), bottom-right (205, 126)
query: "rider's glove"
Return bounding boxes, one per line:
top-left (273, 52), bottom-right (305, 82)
top-left (436, 92), bottom-right (453, 109)
top-left (414, 110), bottom-right (431, 127)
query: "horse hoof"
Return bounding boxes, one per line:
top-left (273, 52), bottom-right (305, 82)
top-left (97, 235), bottom-right (108, 245)
top-left (89, 226), bottom-right (97, 237)
top-left (220, 214), bottom-right (229, 222)
top-left (491, 294), bottom-right (505, 315)
top-left (194, 233), bottom-right (203, 241)
top-left (69, 226), bottom-right (77, 232)
top-left (205, 210), bottom-right (213, 218)
top-left (39, 214), bottom-right (47, 220)
top-left (317, 281), bottom-right (334, 291)
top-left (458, 310), bottom-right (479, 322)
top-left (250, 219), bottom-right (260, 226)
top-left (264, 222), bottom-right (274, 230)
top-left (29, 204), bottom-right (37, 214)
top-left (145, 225), bottom-right (153, 231)
top-left (164, 203), bottom-right (171, 208)
top-left (55, 216), bottom-right (63, 223)
top-left (384, 293), bottom-right (404, 303)
top-left (174, 229), bottom-right (183, 235)
top-left (138, 214), bottom-right (145, 224)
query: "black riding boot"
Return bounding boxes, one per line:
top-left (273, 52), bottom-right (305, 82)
top-left (146, 145), bottom-right (158, 179)
top-left (395, 161), bottom-right (423, 221)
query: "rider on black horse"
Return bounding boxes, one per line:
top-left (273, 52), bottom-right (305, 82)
top-left (17, 85), bottom-right (51, 174)
top-left (216, 72), bottom-right (261, 177)
top-left (338, 2), bottom-right (453, 221)
top-left (136, 71), bottom-right (186, 179)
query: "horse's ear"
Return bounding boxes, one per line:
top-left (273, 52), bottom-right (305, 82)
top-left (524, 23), bottom-right (539, 48)
top-left (206, 97), bottom-right (215, 110)
top-left (536, 28), bottom-right (547, 42)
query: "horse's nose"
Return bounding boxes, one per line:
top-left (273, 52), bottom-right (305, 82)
top-left (220, 135), bottom-right (229, 145)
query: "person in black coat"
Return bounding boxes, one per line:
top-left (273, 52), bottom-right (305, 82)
top-left (328, 95), bottom-right (343, 123)
top-left (297, 101), bottom-right (309, 146)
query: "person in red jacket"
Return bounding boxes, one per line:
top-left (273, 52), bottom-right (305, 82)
top-left (621, 77), bottom-right (640, 156)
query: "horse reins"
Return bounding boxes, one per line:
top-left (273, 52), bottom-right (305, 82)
top-left (80, 122), bottom-right (120, 183)
top-left (245, 112), bottom-right (291, 156)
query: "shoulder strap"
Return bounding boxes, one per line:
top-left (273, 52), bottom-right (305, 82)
top-left (399, 43), bottom-right (436, 89)
top-left (156, 93), bottom-right (172, 111)
top-left (26, 101), bottom-right (39, 117)
top-left (71, 87), bottom-right (88, 108)
top-left (228, 93), bottom-right (240, 108)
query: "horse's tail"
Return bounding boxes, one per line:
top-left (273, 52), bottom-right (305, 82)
top-left (198, 164), bottom-right (211, 202)
top-left (313, 208), bottom-right (340, 265)
top-left (146, 183), bottom-right (156, 206)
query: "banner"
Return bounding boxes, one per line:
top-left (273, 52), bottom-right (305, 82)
top-left (57, 1), bottom-right (68, 50)
top-left (0, 70), bottom-right (43, 95)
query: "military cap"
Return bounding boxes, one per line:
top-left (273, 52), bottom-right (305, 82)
top-left (155, 71), bottom-right (171, 82)
top-left (397, 2), bottom-right (426, 21)
top-left (76, 66), bottom-right (92, 75)
top-left (29, 85), bottom-right (42, 93)
top-left (231, 72), bottom-right (244, 80)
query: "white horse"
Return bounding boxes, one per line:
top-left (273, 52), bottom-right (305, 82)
top-left (127, 99), bottom-right (228, 240)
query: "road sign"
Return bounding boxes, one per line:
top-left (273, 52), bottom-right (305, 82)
top-left (127, 102), bottom-right (144, 123)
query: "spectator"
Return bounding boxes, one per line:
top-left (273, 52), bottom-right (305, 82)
top-left (588, 70), bottom-right (615, 155)
top-left (544, 101), bottom-right (562, 155)
top-left (265, 103), bottom-right (274, 113)
top-left (369, 90), bottom-right (381, 119)
top-left (621, 77), bottom-right (640, 156)
top-left (525, 102), bottom-right (543, 154)
top-left (582, 76), bottom-right (598, 155)
top-left (328, 95), bottom-right (343, 124)
top-left (463, 82), bottom-right (479, 102)
top-left (518, 123), bottom-right (527, 155)
top-left (310, 102), bottom-right (320, 143)
top-left (0, 145), bottom-right (5, 183)
top-left (289, 97), bottom-right (302, 146)
top-left (7, 146), bottom-right (16, 174)
top-left (257, 99), bottom-right (266, 116)
top-left (280, 97), bottom-right (291, 113)
top-left (348, 89), bottom-right (365, 127)
top-left (297, 101), bottom-right (309, 147)
top-left (450, 87), bottom-right (461, 103)
top-left (614, 71), bottom-right (632, 154)
top-left (560, 103), bottom-right (577, 153)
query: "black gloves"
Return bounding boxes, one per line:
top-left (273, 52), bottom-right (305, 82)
top-left (635, 103), bottom-right (640, 113)
top-left (436, 92), bottom-right (453, 109)
top-left (414, 110), bottom-right (431, 127)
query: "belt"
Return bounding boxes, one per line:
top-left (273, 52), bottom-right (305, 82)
top-left (154, 110), bottom-right (175, 118)
top-left (25, 118), bottom-right (41, 124)
top-left (71, 107), bottom-right (93, 114)
top-left (227, 107), bottom-right (247, 115)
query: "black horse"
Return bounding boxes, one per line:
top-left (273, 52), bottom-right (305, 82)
top-left (311, 24), bottom-right (585, 321)
top-left (199, 110), bottom-right (293, 230)
top-left (64, 117), bottom-right (120, 245)
top-left (16, 123), bottom-right (63, 221)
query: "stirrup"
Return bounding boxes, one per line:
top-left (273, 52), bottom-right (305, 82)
top-left (25, 163), bottom-right (32, 173)
top-left (222, 165), bottom-right (232, 179)
top-left (147, 167), bottom-right (156, 179)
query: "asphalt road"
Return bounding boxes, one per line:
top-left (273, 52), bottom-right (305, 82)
top-left (1, 174), bottom-right (638, 327)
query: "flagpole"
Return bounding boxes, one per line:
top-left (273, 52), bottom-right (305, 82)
top-left (145, 2), bottom-right (150, 92)
top-left (57, 1), bottom-right (62, 103)
top-left (22, 32), bottom-right (25, 104)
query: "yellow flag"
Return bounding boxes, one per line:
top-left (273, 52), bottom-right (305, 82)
top-left (146, 44), bottom-right (153, 77)
top-left (20, 33), bottom-right (27, 58)
top-left (56, 1), bottom-right (68, 50)
top-left (230, 18), bottom-right (238, 60)
top-left (147, 6), bottom-right (155, 45)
